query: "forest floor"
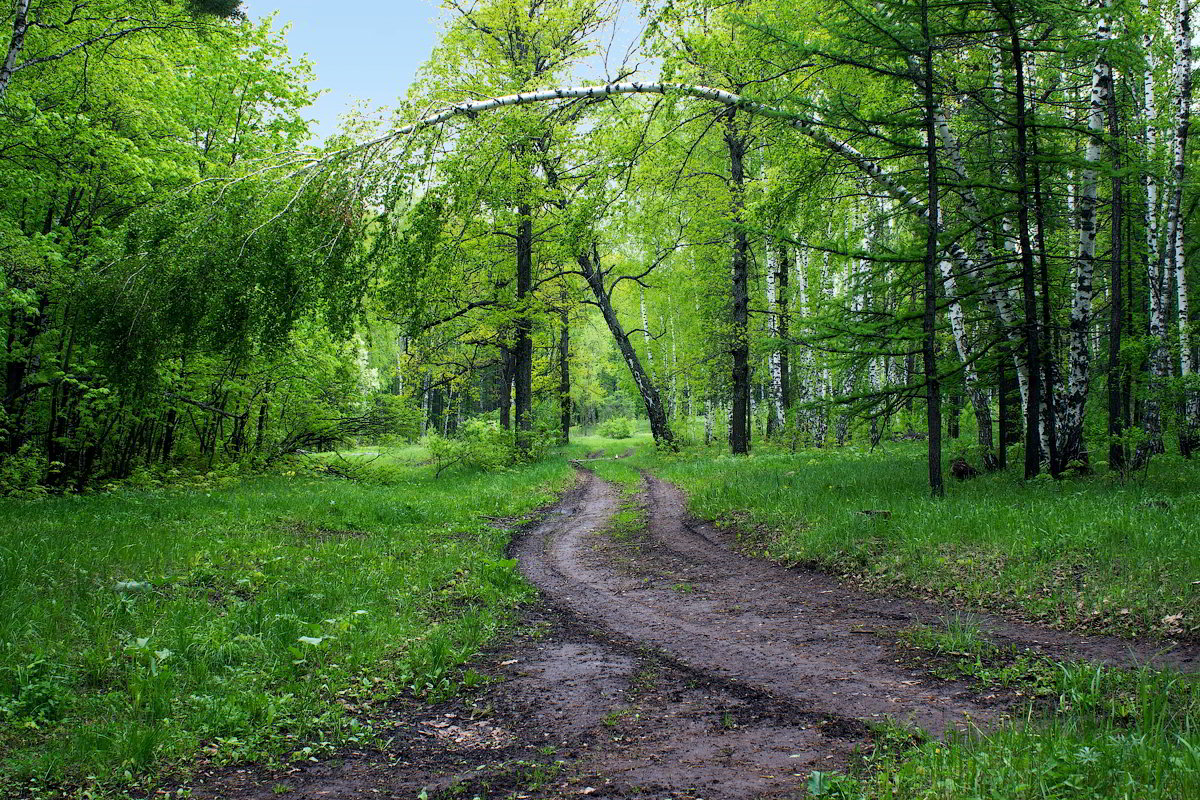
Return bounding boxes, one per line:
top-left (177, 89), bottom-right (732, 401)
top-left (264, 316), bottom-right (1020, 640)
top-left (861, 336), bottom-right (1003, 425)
top-left (187, 457), bottom-right (1200, 800)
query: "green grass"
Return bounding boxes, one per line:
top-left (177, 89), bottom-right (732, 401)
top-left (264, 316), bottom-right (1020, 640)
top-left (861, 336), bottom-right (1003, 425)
top-left (648, 442), bottom-right (1200, 640)
top-left (0, 454), bottom-right (574, 797)
top-left (640, 440), bottom-right (1200, 800)
top-left (819, 621), bottom-right (1200, 800)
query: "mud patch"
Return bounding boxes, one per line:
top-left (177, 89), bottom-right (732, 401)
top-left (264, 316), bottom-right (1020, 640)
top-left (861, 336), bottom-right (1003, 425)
top-left (186, 607), bottom-right (858, 800)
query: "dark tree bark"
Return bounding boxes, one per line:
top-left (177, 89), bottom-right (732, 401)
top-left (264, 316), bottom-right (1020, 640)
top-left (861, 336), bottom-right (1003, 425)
top-left (499, 349), bottom-right (513, 430)
top-left (724, 116), bottom-right (751, 455)
top-left (1007, 15), bottom-right (1043, 479)
top-left (920, 6), bottom-right (944, 497)
top-left (997, 349), bottom-right (1010, 470)
top-left (1108, 90), bottom-right (1126, 470)
top-left (578, 249), bottom-right (676, 449)
top-left (559, 301), bottom-right (571, 445)
top-left (777, 246), bottom-right (790, 419)
top-left (514, 204), bottom-right (534, 453)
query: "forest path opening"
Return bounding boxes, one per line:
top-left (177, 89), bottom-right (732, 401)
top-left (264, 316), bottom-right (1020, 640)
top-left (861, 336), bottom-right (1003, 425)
top-left (190, 464), bottom-right (1199, 800)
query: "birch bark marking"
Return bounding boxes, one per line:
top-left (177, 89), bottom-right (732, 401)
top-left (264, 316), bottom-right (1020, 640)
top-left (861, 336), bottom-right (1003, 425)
top-left (1060, 6), bottom-right (1113, 467)
top-left (1167, 0), bottom-right (1198, 453)
top-left (639, 287), bottom-right (656, 384)
top-left (765, 236), bottom-right (786, 435)
top-left (0, 0), bottom-right (32, 102)
top-left (1140, 0), bottom-right (1169, 458)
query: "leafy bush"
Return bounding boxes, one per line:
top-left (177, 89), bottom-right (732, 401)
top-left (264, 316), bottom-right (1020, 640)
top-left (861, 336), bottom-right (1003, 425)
top-left (598, 416), bottom-right (633, 439)
top-left (426, 419), bottom-right (515, 475)
top-left (0, 443), bottom-right (48, 496)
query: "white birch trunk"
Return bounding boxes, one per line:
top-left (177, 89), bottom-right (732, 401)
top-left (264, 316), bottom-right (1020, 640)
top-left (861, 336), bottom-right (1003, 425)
top-left (765, 236), bottom-right (786, 433)
top-left (1168, 0), bottom-right (1199, 441)
top-left (640, 288), bottom-right (656, 384)
top-left (1060, 7), bottom-right (1113, 464)
top-left (0, 0), bottom-right (32, 102)
top-left (1143, 0), bottom-right (1169, 450)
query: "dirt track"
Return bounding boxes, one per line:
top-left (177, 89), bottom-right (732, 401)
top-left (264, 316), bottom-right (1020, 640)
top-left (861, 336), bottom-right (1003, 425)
top-left (191, 465), bottom-right (1200, 800)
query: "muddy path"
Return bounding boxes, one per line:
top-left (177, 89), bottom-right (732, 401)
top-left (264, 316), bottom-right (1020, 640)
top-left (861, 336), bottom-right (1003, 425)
top-left (190, 466), bottom-right (1200, 800)
top-left (517, 467), bottom-right (1197, 722)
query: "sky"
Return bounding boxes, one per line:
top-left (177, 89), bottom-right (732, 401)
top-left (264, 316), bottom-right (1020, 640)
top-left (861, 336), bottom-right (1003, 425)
top-left (244, 0), bottom-right (443, 142)
top-left (245, 0), bottom-right (647, 143)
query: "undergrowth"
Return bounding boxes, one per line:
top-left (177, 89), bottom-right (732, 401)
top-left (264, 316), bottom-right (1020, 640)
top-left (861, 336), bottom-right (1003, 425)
top-left (0, 447), bottom-right (575, 798)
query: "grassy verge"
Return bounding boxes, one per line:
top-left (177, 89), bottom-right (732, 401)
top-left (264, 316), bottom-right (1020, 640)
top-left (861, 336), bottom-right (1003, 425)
top-left (0, 447), bottom-right (574, 798)
top-left (647, 442), bottom-right (1199, 640)
top-left (638, 440), bottom-right (1200, 799)
top-left (807, 615), bottom-right (1200, 800)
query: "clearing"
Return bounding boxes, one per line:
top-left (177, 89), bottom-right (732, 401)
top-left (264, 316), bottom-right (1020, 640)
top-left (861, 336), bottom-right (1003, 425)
top-left (189, 457), bottom-right (1200, 799)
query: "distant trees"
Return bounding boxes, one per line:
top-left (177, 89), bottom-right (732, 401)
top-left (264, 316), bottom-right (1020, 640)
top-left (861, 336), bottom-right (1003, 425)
top-left (370, 0), bottom-right (1200, 494)
top-left (5, 0), bottom-right (1200, 494)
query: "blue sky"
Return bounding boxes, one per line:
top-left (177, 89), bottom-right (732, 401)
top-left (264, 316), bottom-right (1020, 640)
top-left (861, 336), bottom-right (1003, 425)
top-left (245, 0), bottom-right (443, 141)
top-left (246, 0), bottom-right (647, 142)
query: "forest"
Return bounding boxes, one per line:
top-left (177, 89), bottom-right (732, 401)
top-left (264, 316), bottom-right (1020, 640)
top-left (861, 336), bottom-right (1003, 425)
top-left (2, 0), bottom-right (1200, 798)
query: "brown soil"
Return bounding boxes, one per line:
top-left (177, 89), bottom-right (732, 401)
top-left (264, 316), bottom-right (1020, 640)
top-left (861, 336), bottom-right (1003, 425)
top-left (186, 466), bottom-right (1199, 800)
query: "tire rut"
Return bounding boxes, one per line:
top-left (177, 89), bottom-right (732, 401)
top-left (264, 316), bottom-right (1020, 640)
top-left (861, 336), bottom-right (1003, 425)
top-left (514, 468), bottom-right (992, 735)
top-left (188, 465), bottom-right (1200, 800)
top-left (514, 465), bottom-right (1200, 740)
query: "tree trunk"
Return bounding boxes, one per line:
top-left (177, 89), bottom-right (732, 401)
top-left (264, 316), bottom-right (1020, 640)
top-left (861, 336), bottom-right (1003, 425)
top-left (514, 204), bottom-right (534, 454)
top-left (578, 249), bottom-right (675, 448)
top-left (1060, 10), bottom-right (1112, 467)
top-left (0, 0), bottom-right (32, 102)
top-left (725, 117), bottom-right (752, 455)
top-left (1167, 0), bottom-right (1198, 455)
top-left (997, 347), bottom-right (1010, 470)
top-left (499, 350), bottom-right (513, 430)
top-left (1031, 111), bottom-right (1061, 475)
top-left (1008, 14), bottom-right (1043, 479)
top-left (639, 288), bottom-right (656, 384)
top-left (920, 8), bottom-right (944, 498)
top-left (1108, 86), bottom-right (1125, 471)
top-left (930, 96), bottom-right (1002, 470)
top-left (765, 237), bottom-right (788, 436)
top-left (559, 302), bottom-right (571, 445)
top-left (1139, 0), bottom-right (1169, 460)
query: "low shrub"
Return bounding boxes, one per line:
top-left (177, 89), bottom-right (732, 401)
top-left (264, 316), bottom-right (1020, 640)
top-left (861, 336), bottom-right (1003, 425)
top-left (598, 416), bottom-right (633, 439)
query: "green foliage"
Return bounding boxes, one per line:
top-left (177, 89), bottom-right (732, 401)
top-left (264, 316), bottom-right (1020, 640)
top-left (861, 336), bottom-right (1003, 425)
top-left (0, 453), bottom-right (574, 796)
top-left (426, 419), bottom-right (519, 476)
top-left (598, 416), bottom-right (634, 439)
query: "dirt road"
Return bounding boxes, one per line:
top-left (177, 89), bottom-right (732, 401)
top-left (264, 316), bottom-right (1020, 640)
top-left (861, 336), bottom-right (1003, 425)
top-left (193, 465), bottom-right (1198, 799)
